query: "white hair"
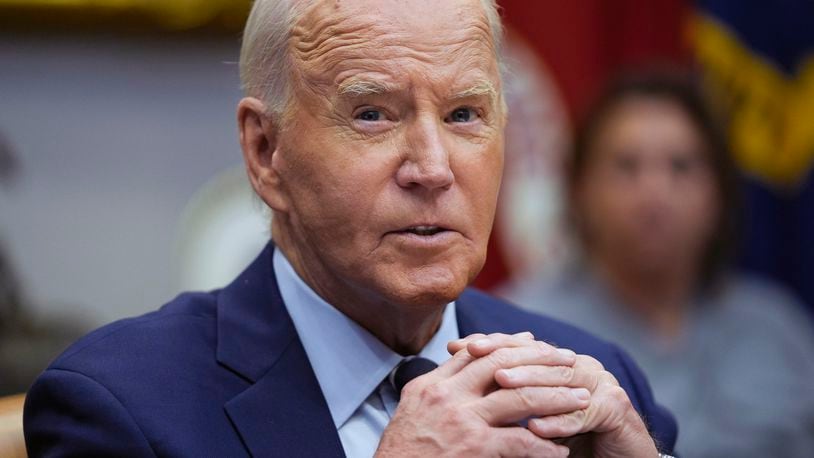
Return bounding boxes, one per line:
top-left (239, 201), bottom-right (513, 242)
top-left (239, 0), bottom-right (505, 120)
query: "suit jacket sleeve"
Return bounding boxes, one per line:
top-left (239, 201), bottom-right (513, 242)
top-left (24, 368), bottom-right (157, 458)
top-left (611, 344), bottom-right (678, 455)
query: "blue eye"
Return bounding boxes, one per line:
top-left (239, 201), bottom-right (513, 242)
top-left (357, 110), bottom-right (382, 121)
top-left (448, 107), bottom-right (476, 123)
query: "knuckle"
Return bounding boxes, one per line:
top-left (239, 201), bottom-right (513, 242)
top-left (557, 365), bottom-right (575, 383)
top-left (459, 440), bottom-right (484, 456)
top-left (515, 387), bottom-right (539, 409)
top-left (544, 415), bottom-right (569, 436)
top-left (573, 354), bottom-right (590, 368)
top-left (452, 348), bottom-right (474, 363)
top-left (490, 333), bottom-right (512, 346)
top-left (577, 354), bottom-right (605, 371)
top-left (441, 406), bottom-right (472, 431)
top-left (512, 430), bottom-right (536, 451)
top-left (401, 371), bottom-right (432, 394)
top-left (600, 369), bottom-right (620, 386)
top-left (399, 378), bottom-right (421, 399)
top-left (574, 405), bottom-right (588, 419)
top-left (534, 341), bottom-right (555, 357)
top-left (514, 330), bottom-right (534, 340)
top-left (558, 413), bottom-right (581, 435)
top-left (552, 387), bottom-right (572, 405)
top-left (606, 385), bottom-right (631, 408)
top-left (568, 408), bottom-right (588, 429)
top-left (489, 347), bottom-right (514, 367)
top-left (540, 411), bottom-right (586, 438)
top-left (420, 382), bottom-right (450, 406)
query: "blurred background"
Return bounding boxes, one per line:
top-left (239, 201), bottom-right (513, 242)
top-left (1, 0), bottom-right (813, 455)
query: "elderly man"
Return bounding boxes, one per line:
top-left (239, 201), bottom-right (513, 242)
top-left (24, 0), bottom-right (677, 456)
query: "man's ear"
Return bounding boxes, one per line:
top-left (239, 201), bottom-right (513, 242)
top-left (237, 97), bottom-right (289, 212)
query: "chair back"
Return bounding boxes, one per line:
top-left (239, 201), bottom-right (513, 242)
top-left (0, 394), bottom-right (26, 458)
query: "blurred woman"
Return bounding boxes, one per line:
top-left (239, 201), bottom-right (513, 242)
top-left (507, 70), bottom-right (814, 457)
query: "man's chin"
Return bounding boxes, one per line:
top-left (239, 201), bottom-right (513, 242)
top-left (394, 288), bottom-right (462, 309)
top-left (377, 266), bottom-right (473, 308)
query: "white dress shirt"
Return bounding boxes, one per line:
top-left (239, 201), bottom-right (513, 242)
top-left (273, 249), bottom-right (460, 458)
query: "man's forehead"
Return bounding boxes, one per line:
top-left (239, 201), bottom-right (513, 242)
top-left (291, 0), bottom-right (498, 86)
top-left (296, 0), bottom-right (489, 32)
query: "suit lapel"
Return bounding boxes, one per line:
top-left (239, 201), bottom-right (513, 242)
top-left (455, 289), bottom-right (524, 338)
top-left (217, 243), bottom-right (344, 457)
top-left (224, 338), bottom-right (344, 457)
top-left (455, 291), bottom-right (490, 337)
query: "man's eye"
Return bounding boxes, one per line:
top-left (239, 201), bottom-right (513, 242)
top-left (447, 107), bottom-right (477, 123)
top-left (356, 110), bottom-right (383, 122)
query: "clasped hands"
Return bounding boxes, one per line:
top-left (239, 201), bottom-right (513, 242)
top-left (376, 332), bottom-right (658, 457)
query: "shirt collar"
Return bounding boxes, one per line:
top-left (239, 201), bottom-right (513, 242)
top-left (272, 249), bottom-right (459, 428)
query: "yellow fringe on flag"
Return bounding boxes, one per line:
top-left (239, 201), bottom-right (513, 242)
top-left (689, 13), bottom-right (814, 187)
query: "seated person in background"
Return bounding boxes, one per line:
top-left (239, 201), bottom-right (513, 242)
top-left (507, 69), bottom-right (814, 457)
top-left (0, 132), bottom-right (87, 396)
top-left (23, 1), bottom-right (677, 457)
top-left (0, 243), bottom-right (87, 396)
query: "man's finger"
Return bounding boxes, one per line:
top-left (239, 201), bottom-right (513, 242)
top-left (529, 378), bottom-right (637, 439)
top-left (452, 342), bottom-right (577, 394)
top-left (569, 355), bottom-right (609, 392)
top-left (427, 335), bottom-right (576, 390)
top-left (431, 347), bottom-right (477, 378)
top-left (466, 332), bottom-right (538, 357)
top-left (574, 354), bottom-right (605, 373)
top-left (437, 332), bottom-right (533, 380)
top-left (446, 333), bottom-right (486, 354)
top-left (447, 332), bottom-right (532, 355)
top-left (527, 410), bottom-right (589, 439)
top-left (474, 386), bottom-right (591, 426)
top-left (495, 364), bottom-right (582, 389)
top-left (487, 426), bottom-right (570, 458)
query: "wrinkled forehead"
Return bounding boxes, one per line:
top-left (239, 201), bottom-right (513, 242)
top-left (290, 0), bottom-right (499, 91)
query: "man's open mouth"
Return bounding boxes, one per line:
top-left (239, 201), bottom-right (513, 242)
top-left (399, 226), bottom-right (448, 236)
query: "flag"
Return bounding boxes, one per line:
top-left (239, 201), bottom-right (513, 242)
top-left (690, 0), bottom-right (814, 312)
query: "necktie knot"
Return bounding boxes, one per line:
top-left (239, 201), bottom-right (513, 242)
top-left (389, 357), bottom-right (438, 397)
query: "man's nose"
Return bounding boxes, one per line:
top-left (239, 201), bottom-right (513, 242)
top-left (395, 117), bottom-right (455, 191)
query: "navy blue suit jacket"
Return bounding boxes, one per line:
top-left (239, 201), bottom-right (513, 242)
top-left (24, 244), bottom-right (677, 456)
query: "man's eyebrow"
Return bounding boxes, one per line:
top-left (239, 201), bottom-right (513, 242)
top-left (337, 78), bottom-right (398, 96)
top-left (335, 78), bottom-right (499, 104)
top-left (450, 80), bottom-right (498, 102)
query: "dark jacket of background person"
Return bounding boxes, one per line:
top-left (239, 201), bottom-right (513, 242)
top-left (506, 70), bottom-right (814, 457)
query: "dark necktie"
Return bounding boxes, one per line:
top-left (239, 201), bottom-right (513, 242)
top-left (389, 357), bottom-right (438, 398)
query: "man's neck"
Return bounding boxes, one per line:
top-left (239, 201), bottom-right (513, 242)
top-left (273, 235), bottom-right (446, 355)
top-left (332, 298), bottom-right (446, 356)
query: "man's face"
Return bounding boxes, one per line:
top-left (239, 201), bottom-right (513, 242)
top-left (266, 0), bottom-right (504, 308)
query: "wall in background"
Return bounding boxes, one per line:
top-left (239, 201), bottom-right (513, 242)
top-left (0, 33), bottom-right (249, 325)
